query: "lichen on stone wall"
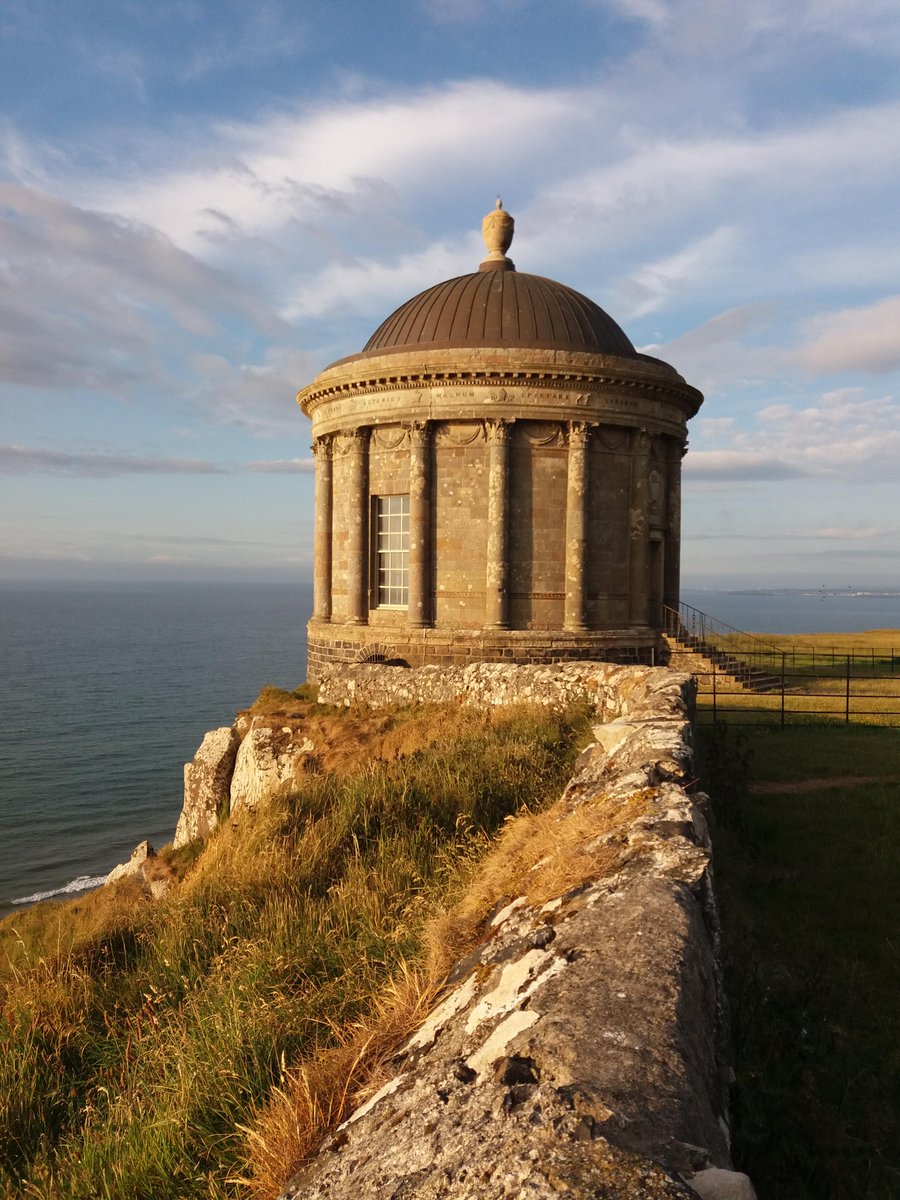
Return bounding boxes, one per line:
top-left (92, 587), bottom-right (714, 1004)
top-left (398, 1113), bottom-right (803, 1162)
top-left (267, 661), bottom-right (754, 1200)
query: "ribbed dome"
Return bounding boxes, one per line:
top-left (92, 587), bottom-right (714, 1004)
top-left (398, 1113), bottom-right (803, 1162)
top-left (362, 269), bottom-right (637, 358)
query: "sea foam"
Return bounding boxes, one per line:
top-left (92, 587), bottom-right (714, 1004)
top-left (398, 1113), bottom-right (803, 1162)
top-left (11, 874), bottom-right (108, 907)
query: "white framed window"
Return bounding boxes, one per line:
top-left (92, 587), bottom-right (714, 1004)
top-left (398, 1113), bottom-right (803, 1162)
top-left (374, 494), bottom-right (409, 607)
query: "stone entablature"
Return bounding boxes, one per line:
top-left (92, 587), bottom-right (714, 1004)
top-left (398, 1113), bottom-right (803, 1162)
top-left (299, 345), bottom-right (700, 440)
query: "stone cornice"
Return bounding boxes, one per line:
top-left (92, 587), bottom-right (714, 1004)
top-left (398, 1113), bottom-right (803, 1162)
top-left (297, 346), bottom-right (703, 426)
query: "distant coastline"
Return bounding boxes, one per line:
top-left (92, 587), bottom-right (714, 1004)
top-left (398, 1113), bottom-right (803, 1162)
top-left (680, 587), bottom-right (900, 636)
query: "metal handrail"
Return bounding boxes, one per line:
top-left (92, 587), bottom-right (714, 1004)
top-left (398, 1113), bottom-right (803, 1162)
top-left (665, 601), bottom-right (899, 693)
top-left (663, 602), bottom-right (783, 654)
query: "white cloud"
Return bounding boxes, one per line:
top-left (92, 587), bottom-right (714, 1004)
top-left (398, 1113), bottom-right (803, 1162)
top-left (190, 346), bottom-right (318, 437)
top-left (180, 0), bottom-right (309, 80)
top-left (243, 458), bottom-right (315, 473)
top-left (281, 241), bottom-right (473, 321)
top-left (88, 81), bottom-right (579, 252)
top-left (535, 99), bottom-right (900, 242)
top-left (686, 387), bottom-right (900, 483)
top-left (685, 451), bottom-right (808, 482)
top-left (643, 303), bottom-right (785, 392)
top-left (590, 0), bottom-right (900, 55)
top-left (0, 444), bottom-right (227, 476)
top-left (592, 0), bottom-right (671, 28)
top-left (615, 226), bottom-right (738, 318)
top-left (795, 295), bottom-right (900, 375)
top-left (0, 181), bottom-right (281, 395)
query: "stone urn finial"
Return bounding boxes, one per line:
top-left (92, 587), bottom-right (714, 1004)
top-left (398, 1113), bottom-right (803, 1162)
top-left (480, 198), bottom-right (515, 271)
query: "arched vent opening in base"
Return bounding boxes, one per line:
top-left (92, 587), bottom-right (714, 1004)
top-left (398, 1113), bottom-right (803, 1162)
top-left (355, 644), bottom-right (411, 668)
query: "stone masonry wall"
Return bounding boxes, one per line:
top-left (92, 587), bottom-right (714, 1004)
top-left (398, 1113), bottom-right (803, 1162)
top-left (315, 659), bottom-right (684, 721)
top-left (281, 662), bottom-right (755, 1200)
top-left (169, 662), bottom-right (753, 1198)
top-left (306, 623), bottom-right (664, 681)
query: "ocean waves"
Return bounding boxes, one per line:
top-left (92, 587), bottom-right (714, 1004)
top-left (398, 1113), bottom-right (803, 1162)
top-left (9, 873), bottom-right (108, 908)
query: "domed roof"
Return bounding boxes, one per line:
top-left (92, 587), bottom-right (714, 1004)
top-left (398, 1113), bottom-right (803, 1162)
top-left (363, 268), bottom-right (637, 358)
top-left (359, 200), bottom-right (637, 360)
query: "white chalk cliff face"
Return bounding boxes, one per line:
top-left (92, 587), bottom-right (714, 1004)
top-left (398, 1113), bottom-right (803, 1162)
top-left (229, 718), bottom-right (316, 820)
top-left (174, 726), bottom-right (239, 849)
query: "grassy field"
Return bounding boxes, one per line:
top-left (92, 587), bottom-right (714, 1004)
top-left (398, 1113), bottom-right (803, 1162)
top-left (0, 696), bottom-right (593, 1199)
top-left (701, 722), bottom-right (900, 1199)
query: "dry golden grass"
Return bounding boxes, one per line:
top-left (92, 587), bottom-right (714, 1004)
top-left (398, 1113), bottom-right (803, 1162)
top-left (752, 628), bottom-right (900, 652)
top-left (2, 698), bottom-right (593, 1199)
top-left (238, 693), bottom-right (513, 779)
top-left (426, 783), bottom-right (651, 978)
top-left (244, 965), bottom-right (440, 1197)
top-left (246, 772), bottom-right (654, 1197)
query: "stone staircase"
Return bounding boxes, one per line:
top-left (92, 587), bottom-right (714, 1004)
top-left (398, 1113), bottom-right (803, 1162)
top-left (663, 623), bottom-right (784, 694)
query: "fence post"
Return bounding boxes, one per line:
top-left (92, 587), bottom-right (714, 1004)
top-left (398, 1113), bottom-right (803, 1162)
top-left (845, 655), bottom-right (851, 724)
top-left (781, 652), bottom-right (786, 728)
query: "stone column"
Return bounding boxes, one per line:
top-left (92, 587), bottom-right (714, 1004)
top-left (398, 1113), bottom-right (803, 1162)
top-left (564, 422), bottom-right (590, 631)
top-left (312, 434), bottom-right (333, 622)
top-left (485, 419), bottom-right (511, 629)
top-left (629, 429), bottom-right (651, 626)
top-left (663, 438), bottom-right (685, 613)
top-left (343, 427), bottom-right (370, 625)
top-left (407, 421), bottom-right (430, 628)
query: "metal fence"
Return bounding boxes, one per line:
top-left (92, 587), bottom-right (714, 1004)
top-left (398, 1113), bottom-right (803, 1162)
top-left (691, 662), bottom-right (900, 727)
top-left (665, 603), bottom-right (900, 727)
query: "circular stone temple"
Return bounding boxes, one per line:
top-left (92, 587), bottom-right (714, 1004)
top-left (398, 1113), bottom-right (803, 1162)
top-left (298, 202), bottom-right (703, 678)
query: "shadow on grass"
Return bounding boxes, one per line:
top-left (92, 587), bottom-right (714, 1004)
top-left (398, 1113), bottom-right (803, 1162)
top-left (699, 724), bottom-right (900, 1200)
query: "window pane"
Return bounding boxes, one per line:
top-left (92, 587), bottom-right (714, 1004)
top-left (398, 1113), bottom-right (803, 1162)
top-left (375, 494), bottom-right (410, 607)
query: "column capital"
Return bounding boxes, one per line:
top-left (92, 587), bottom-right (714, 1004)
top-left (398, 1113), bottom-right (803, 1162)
top-left (404, 420), bottom-right (430, 448)
top-left (485, 417), bottom-right (512, 445)
top-left (333, 427), bottom-right (370, 458)
top-left (566, 420), bottom-right (594, 448)
top-left (311, 433), bottom-right (334, 457)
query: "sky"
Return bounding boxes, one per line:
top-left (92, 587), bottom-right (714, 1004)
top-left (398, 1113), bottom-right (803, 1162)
top-left (2, 0), bottom-right (899, 590)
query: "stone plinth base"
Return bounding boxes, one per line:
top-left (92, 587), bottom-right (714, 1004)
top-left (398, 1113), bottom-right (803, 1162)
top-left (307, 618), bottom-right (666, 681)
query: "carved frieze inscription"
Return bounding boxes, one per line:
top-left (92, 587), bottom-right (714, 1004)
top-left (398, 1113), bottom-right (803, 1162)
top-left (306, 382), bottom-right (690, 437)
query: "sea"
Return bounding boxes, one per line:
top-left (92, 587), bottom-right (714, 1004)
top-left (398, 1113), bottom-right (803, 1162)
top-left (1, 580), bottom-right (898, 913)
top-left (1, 581), bottom-right (310, 914)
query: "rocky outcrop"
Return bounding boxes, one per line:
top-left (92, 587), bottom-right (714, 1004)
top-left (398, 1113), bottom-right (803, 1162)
top-left (175, 726), bottom-right (240, 848)
top-left (275, 663), bottom-right (755, 1200)
top-left (105, 839), bottom-right (173, 899)
top-left (106, 839), bottom-right (155, 885)
top-left (229, 717), bottom-right (316, 819)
